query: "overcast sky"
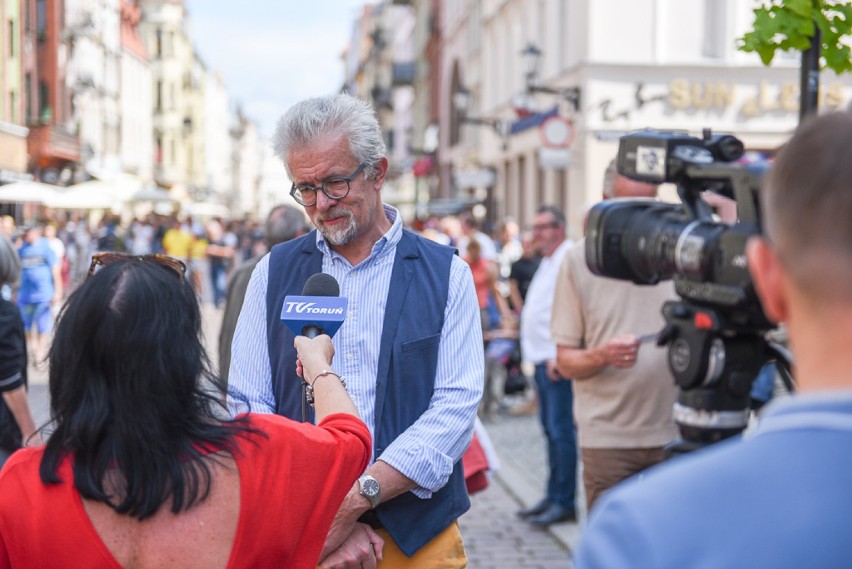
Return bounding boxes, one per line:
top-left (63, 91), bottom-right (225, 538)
top-left (183, 1), bottom-right (369, 139)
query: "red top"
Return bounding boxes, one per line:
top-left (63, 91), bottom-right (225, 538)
top-left (0, 413), bottom-right (371, 569)
top-left (467, 257), bottom-right (491, 309)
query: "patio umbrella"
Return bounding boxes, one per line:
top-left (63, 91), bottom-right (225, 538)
top-left (46, 187), bottom-right (114, 210)
top-left (130, 186), bottom-right (176, 203)
top-left (0, 181), bottom-right (63, 204)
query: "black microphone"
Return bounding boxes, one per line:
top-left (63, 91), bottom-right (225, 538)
top-left (281, 273), bottom-right (348, 338)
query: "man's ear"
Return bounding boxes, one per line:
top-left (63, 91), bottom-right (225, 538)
top-left (371, 157), bottom-right (389, 191)
top-left (746, 236), bottom-right (787, 324)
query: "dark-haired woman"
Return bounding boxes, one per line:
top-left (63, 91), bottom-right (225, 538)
top-left (0, 255), bottom-right (372, 568)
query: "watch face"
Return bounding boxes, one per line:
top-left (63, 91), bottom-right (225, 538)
top-left (363, 478), bottom-right (380, 496)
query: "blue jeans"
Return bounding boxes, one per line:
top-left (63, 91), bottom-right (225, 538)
top-left (210, 264), bottom-right (228, 307)
top-left (534, 363), bottom-right (577, 510)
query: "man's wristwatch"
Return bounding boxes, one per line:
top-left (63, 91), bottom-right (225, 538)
top-left (357, 474), bottom-right (381, 509)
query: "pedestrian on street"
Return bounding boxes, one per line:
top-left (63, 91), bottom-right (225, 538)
top-left (227, 93), bottom-right (483, 567)
top-left (508, 229), bottom-right (541, 314)
top-left (205, 218), bottom-right (236, 309)
top-left (0, 234), bottom-right (42, 467)
top-left (551, 161), bottom-right (679, 512)
top-left (16, 224), bottom-right (62, 367)
top-left (218, 204), bottom-right (307, 384)
top-left (516, 205), bottom-right (578, 526)
top-left (0, 253), bottom-right (371, 568)
top-left (574, 110), bottom-right (852, 569)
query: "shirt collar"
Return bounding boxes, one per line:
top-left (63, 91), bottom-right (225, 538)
top-left (762, 390), bottom-right (852, 419)
top-left (746, 389), bottom-right (852, 438)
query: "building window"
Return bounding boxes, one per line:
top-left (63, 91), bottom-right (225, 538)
top-left (518, 155), bottom-right (527, 224)
top-left (38, 83), bottom-right (51, 123)
top-left (155, 132), bottom-right (163, 164)
top-left (8, 20), bottom-right (14, 55)
top-left (8, 91), bottom-right (16, 123)
top-left (155, 29), bottom-right (163, 58)
top-left (25, 73), bottom-right (32, 122)
top-left (702, 0), bottom-right (726, 59)
top-left (556, 169), bottom-right (567, 216)
top-left (156, 80), bottom-right (163, 111)
top-left (36, 0), bottom-right (46, 39)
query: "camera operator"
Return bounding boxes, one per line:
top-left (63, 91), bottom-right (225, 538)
top-left (551, 160), bottom-right (679, 512)
top-left (574, 112), bottom-right (852, 568)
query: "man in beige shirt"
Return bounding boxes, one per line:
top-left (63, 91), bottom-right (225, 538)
top-left (551, 161), bottom-right (679, 511)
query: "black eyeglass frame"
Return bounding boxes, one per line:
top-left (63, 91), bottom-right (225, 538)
top-left (289, 162), bottom-right (368, 207)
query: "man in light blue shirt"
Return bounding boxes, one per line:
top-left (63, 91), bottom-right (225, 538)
top-left (228, 94), bottom-right (483, 567)
top-left (17, 224), bottom-right (61, 365)
top-left (574, 113), bottom-right (852, 568)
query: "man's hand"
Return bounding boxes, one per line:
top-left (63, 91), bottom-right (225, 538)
top-left (557, 334), bottom-right (640, 380)
top-left (545, 359), bottom-right (562, 382)
top-left (603, 334), bottom-right (639, 368)
top-left (318, 523), bottom-right (384, 569)
top-left (319, 483), bottom-right (371, 560)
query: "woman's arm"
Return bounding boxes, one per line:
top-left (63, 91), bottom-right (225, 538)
top-left (1, 387), bottom-right (40, 445)
top-left (294, 335), bottom-right (359, 423)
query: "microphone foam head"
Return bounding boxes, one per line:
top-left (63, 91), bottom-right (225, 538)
top-left (302, 273), bottom-right (340, 297)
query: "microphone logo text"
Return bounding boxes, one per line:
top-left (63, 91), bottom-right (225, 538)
top-left (284, 301), bottom-right (346, 315)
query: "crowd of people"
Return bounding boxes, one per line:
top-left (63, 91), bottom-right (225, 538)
top-left (0, 90), bottom-right (847, 568)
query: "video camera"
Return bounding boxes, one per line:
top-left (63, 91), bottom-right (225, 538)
top-left (586, 129), bottom-right (792, 454)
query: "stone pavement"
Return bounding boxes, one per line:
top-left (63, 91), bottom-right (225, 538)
top-left (25, 303), bottom-right (585, 568)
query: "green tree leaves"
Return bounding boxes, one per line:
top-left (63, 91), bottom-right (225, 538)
top-left (738, 0), bottom-right (852, 75)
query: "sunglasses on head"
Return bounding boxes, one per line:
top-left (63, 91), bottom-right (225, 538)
top-left (88, 253), bottom-right (187, 279)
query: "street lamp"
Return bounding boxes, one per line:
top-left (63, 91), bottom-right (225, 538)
top-left (453, 85), bottom-right (505, 136)
top-left (521, 42), bottom-right (582, 112)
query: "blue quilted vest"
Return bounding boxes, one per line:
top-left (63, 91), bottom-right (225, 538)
top-left (265, 229), bottom-right (471, 556)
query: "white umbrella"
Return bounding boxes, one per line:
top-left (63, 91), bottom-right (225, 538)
top-left (47, 187), bottom-right (114, 210)
top-left (130, 186), bottom-right (176, 203)
top-left (61, 175), bottom-right (141, 201)
top-left (184, 202), bottom-right (230, 219)
top-left (0, 181), bottom-right (63, 204)
top-left (46, 174), bottom-right (145, 210)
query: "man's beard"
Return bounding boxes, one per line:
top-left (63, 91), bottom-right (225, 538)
top-left (317, 207), bottom-right (357, 246)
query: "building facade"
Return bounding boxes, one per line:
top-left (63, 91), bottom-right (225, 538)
top-left (203, 69), bottom-right (232, 208)
top-left (440, 0), bottom-right (852, 237)
top-left (344, 1), bottom-right (419, 220)
top-left (119, 0), bottom-right (153, 181)
top-left (229, 108), bottom-right (260, 219)
top-left (65, 0), bottom-right (122, 179)
top-left (137, 0), bottom-right (193, 192)
top-left (24, 0), bottom-right (81, 185)
top-left (0, 0), bottom-right (31, 185)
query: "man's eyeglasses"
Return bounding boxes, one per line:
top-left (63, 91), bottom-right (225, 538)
top-left (531, 222), bottom-right (559, 231)
top-left (88, 253), bottom-right (187, 279)
top-left (290, 162), bottom-right (367, 207)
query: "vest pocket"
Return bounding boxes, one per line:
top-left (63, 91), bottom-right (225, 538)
top-left (401, 332), bottom-right (441, 353)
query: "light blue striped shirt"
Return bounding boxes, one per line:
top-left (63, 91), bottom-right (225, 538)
top-left (228, 205), bottom-right (484, 497)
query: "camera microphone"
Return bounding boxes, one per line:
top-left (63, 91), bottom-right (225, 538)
top-left (281, 273), bottom-right (348, 338)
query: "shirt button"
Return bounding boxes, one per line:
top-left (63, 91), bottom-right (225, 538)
top-left (347, 353), bottom-right (354, 361)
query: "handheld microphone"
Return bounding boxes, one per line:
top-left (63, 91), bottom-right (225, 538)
top-left (281, 273), bottom-right (348, 338)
